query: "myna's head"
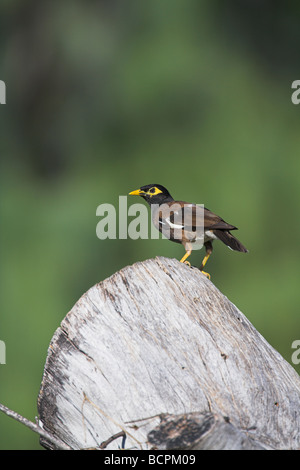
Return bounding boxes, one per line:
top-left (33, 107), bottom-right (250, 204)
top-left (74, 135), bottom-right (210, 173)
top-left (129, 184), bottom-right (174, 205)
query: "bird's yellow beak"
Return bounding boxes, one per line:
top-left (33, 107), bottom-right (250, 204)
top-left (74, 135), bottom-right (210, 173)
top-left (129, 189), bottom-right (143, 196)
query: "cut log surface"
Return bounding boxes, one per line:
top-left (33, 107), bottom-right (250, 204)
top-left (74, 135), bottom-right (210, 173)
top-left (38, 257), bottom-right (300, 450)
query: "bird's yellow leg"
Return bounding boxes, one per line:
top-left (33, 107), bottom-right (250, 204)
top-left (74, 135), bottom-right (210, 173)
top-left (200, 252), bottom-right (211, 280)
top-left (180, 250), bottom-right (192, 266)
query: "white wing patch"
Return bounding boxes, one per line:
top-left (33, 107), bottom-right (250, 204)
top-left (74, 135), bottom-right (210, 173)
top-left (204, 230), bottom-right (218, 240)
top-left (165, 217), bottom-right (184, 229)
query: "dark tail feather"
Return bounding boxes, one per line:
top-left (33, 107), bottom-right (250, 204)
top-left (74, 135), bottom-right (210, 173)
top-left (214, 230), bottom-right (248, 253)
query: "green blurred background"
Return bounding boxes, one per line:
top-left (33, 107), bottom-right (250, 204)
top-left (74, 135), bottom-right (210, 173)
top-left (0, 0), bottom-right (300, 449)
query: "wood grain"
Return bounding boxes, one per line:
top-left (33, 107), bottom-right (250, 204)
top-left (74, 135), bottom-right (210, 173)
top-left (38, 257), bottom-right (300, 450)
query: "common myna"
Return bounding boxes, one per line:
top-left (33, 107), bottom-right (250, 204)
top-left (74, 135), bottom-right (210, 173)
top-left (129, 184), bottom-right (248, 279)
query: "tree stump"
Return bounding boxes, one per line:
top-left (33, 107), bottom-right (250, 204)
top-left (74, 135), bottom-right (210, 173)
top-left (37, 257), bottom-right (300, 450)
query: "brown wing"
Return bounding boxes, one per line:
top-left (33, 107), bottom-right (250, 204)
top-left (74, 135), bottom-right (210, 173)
top-left (152, 202), bottom-right (198, 231)
top-left (154, 202), bottom-right (237, 231)
top-left (203, 207), bottom-right (237, 231)
top-left (151, 202), bottom-right (237, 246)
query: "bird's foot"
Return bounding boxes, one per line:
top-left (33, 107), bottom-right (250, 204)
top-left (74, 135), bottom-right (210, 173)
top-left (201, 270), bottom-right (211, 280)
top-left (180, 260), bottom-right (191, 267)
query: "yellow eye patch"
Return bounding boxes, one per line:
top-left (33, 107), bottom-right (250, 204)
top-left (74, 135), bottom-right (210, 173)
top-left (147, 187), bottom-right (163, 197)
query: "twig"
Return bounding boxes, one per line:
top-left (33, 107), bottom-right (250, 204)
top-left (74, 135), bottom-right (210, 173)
top-left (99, 431), bottom-right (126, 449)
top-left (0, 402), bottom-right (71, 450)
top-left (124, 413), bottom-right (165, 430)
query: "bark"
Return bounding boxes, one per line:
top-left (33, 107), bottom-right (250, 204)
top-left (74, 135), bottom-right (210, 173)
top-left (37, 257), bottom-right (300, 450)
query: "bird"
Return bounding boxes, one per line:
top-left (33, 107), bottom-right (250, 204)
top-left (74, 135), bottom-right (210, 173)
top-left (129, 184), bottom-right (248, 279)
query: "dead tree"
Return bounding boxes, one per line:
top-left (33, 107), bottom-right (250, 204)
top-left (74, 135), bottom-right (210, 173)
top-left (37, 257), bottom-right (300, 450)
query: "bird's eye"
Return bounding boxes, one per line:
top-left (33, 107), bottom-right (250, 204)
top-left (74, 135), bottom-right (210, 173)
top-left (149, 187), bottom-right (156, 194)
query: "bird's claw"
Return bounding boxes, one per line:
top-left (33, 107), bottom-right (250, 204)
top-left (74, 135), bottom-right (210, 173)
top-left (201, 270), bottom-right (211, 280)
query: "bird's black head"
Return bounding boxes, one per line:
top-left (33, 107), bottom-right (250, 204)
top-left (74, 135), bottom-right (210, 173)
top-left (129, 184), bottom-right (174, 205)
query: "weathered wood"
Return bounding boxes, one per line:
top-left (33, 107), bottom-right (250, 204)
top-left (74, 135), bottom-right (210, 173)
top-left (147, 412), bottom-right (265, 450)
top-left (38, 257), bottom-right (300, 450)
